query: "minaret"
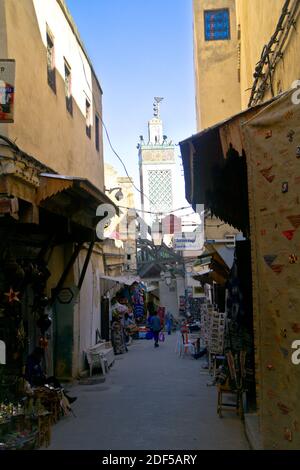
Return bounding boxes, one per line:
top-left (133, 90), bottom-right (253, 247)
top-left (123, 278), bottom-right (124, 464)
top-left (138, 98), bottom-right (176, 228)
top-left (148, 97), bottom-right (164, 144)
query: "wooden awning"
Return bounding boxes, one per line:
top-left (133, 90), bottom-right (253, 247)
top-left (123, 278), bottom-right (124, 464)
top-left (193, 246), bottom-right (230, 286)
top-left (0, 137), bottom-right (119, 241)
top-left (35, 173), bottom-right (119, 234)
top-left (37, 173), bottom-right (118, 210)
top-left (179, 93), bottom-right (285, 234)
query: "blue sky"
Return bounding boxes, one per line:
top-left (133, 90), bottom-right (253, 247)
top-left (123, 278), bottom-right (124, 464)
top-left (66, 0), bottom-right (196, 201)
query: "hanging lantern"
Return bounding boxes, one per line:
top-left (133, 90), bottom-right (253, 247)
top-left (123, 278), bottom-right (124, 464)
top-left (36, 315), bottom-right (52, 334)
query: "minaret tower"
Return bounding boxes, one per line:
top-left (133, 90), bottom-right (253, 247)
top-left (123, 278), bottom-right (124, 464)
top-left (138, 98), bottom-right (176, 227)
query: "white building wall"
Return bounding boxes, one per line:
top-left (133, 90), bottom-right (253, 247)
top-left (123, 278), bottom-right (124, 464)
top-left (33, 0), bottom-right (93, 121)
top-left (74, 250), bottom-right (102, 375)
top-left (159, 279), bottom-right (179, 319)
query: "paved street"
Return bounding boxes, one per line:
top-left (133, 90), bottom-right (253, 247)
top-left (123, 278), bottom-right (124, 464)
top-left (47, 335), bottom-right (249, 450)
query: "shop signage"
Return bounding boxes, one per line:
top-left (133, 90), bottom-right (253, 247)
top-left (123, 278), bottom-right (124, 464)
top-left (57, 287), bottom-right (74, 304)
top-left (0, 59), bottom-right (15, 123)
top-left (174, 231), bottom-right (204, 251)
top-left (206, 235), bottom-right (236, 248)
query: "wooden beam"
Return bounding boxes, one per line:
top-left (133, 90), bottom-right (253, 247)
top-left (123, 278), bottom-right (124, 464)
top-left (77, 240), bottom-right (95, 290)
top-left (50, 243), bottom-right (83, 305)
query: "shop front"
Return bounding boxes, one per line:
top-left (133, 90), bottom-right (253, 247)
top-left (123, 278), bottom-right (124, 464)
top-left (180, 89), bottom-right (300, 449)
top-left (0, 137), bottom-right (116, 448)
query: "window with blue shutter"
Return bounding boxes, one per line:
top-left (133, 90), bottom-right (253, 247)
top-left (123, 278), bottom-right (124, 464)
top-left (204, 9), bottom-right (230, 41)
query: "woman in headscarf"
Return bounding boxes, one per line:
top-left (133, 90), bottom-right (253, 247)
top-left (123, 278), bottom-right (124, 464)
top-left (111, 316), bottom-right (127, 355)
top-left (111, 298), bottom-right (127, 354)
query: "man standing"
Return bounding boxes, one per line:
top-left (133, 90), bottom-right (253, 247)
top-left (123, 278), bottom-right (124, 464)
top-left (149, 311), bottom-right (161, 348)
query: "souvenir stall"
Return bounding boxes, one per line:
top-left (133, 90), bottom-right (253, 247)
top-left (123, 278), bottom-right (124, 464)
top-left (0, 253), bottom-right (56, 449)
top-left (0, 136), bottom-right (117, 449)
top-left (110, 287), bottom-right (140, 351)
top-left (221, 241), bottom-right (256, 412)
top-left (128, 282), bottom-right (148, 338)
top-left (180, 91), bottom-right (300, 447)
top-left (179, 295), bottom-right (186, 316)
top-left (0, 238), bottom-right (83, 449)
top-left (130, 282), bottom-right (146, 323)
top-left (188, 298), bottom-right (204, 321)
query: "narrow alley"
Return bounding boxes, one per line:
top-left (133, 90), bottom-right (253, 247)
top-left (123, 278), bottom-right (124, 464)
top-left (47, 335), bottom-right (249, 450)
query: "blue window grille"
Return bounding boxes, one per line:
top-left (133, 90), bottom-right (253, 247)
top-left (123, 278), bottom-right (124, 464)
top-left (204, 9), bottom-right (230, 41)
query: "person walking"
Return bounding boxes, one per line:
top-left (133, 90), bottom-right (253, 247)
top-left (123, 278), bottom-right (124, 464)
top-left (149, 311), bottom-right (161, 348)
top-left (165, 311), bottom-right (174, 335)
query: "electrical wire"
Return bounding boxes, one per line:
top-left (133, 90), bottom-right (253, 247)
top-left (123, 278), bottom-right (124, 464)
top-left (100, 115), bottom-right (156, 204)
top-left (77, 47), bottom-right (157, 206)
top-left (117, 204), bottom-right (194, 216)
top-left (77, 45), bottom-right (207, 218)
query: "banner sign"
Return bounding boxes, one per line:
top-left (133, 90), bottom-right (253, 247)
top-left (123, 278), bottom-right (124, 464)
top-left (0, 59), bottom-right (15, 123)
top-left (174, 231), bottom-right (204, 251)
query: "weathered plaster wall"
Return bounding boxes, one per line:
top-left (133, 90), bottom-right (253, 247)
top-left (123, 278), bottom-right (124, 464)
top-left (193, 0), bottom-right (241, 130)
top-left (0, 0), bottom-right (104, 190)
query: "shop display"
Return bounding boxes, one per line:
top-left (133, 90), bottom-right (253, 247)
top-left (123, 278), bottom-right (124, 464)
top-left (179, 295), bottom-right (186, 315)
top-left (0, 396), bottom-right (53, 449)
top-left (209, 311), bottom-right (226, 356)
top-left (0, 251), bottom-right (70, 449)
top-left (200, 302), bottom-right (211, 347)
top-left (131, 283), bottom-right (145, 321)
top-left (188, 298), bottom-right (203, 320)
top-left (137, 326), bottom-right (149, 339)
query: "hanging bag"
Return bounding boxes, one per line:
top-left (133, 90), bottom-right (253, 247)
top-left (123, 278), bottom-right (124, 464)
top-left (159, 331), bottom-right (165, 342)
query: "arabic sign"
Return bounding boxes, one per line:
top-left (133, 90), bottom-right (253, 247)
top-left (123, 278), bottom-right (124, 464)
top-left (0, 59), bottom-right (15, 123)
top-left (174, 231), bottom-right (204, 251)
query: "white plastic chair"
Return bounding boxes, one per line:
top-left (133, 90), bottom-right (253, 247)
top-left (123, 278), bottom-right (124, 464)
top-left (175, 331), bottom-right (195, 358)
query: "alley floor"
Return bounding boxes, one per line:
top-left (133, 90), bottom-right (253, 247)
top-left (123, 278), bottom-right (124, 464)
top-left (46, 334), bottom-right (249, 450)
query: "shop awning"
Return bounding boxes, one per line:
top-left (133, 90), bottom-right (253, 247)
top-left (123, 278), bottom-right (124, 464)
top-left (179, 93), bottom-right (285, 235)
top-left (0, 139), bottom-right (119, 236)
top-left (34, 173), bottom-right (119, 237)
top-left (192, 267), bottom-right (212, 277)
top-left (38, 173), bottom-right (118, 212)
top-left (194, 270), bottom-right (227, 286)
top-left (99, 274), bottom-right (141, 286)
top-left (193, 245), bottom-right (230, 285)
top-left (146, 284), bottom-right (159, 292)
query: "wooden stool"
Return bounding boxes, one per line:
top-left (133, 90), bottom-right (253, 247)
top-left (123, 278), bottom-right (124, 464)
top-left (217, 380), bottom-right (243, 419)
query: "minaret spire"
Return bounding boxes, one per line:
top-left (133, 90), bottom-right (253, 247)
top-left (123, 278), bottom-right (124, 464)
top-left (153, 97), bottom-right (164, 118)
top-left (148, 97), bottom-right (164, 144)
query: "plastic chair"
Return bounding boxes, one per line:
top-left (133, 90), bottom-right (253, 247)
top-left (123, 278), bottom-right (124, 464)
top-left (175, 331), bottom-right (195, 358)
